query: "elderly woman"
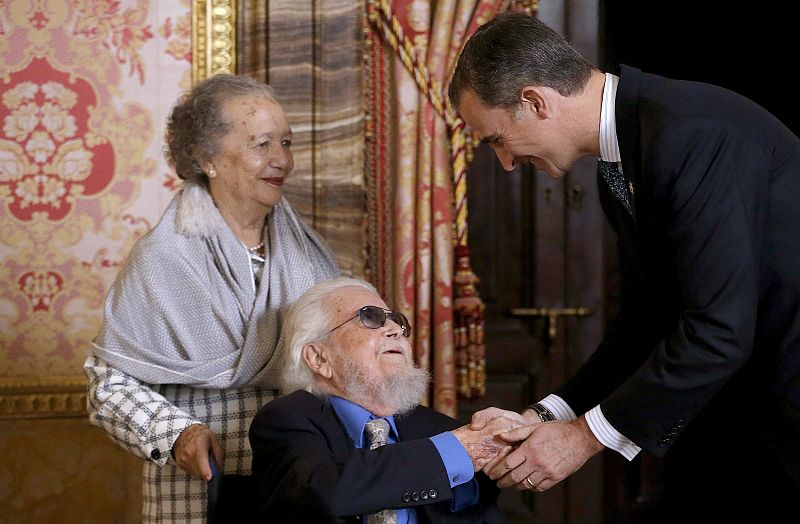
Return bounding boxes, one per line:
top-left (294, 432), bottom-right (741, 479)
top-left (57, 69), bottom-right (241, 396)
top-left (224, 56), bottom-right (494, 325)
top-left (83, 75), bottom-right (339, 523)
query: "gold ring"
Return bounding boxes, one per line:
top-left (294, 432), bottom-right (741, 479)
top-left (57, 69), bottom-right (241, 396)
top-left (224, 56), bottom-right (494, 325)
top-left (525, 476), bottom-right (535, 488)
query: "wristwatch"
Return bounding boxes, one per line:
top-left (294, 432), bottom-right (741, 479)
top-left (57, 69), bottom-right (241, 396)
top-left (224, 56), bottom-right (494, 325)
top-left (527, 402), bottom-right (556, 422)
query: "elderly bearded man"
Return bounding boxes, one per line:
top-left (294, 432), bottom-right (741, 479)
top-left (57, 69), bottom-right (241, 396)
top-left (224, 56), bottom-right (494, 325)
top-left (249, 277), bottom-right (521, 523)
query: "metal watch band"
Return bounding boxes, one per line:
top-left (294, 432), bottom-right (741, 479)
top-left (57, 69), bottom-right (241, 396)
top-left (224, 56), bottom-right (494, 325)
top-left (528, 402), bottom-right (556, 422)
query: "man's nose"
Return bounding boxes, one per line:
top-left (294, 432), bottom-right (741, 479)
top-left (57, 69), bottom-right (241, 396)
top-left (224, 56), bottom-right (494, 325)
top-left (384, 320), bottom-right (403, 337)
top-left (493, 146), bottom-right (517, 172)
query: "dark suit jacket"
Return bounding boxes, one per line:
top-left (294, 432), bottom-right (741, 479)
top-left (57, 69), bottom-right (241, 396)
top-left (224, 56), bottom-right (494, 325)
top-left (556, 66), bottom-right (800, 457)
top-left (249, 390), bottom-right (505, 523)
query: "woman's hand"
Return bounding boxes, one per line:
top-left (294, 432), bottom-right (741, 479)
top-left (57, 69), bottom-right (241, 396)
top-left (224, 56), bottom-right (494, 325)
top-left (172, 424), bottom-right (224, 480)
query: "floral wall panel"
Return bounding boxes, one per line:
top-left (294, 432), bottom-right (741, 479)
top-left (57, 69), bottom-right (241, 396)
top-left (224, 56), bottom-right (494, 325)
top-left (0, 0), bottom-right (191, 390)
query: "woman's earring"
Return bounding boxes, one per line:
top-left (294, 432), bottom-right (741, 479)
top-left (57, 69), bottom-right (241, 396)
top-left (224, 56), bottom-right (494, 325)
top-left (208, 169), bottom-right (216, 179)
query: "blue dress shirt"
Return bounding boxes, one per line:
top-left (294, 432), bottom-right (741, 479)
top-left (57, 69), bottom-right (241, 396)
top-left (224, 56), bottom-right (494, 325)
top-left (329, 396), bottom-right (479, 523)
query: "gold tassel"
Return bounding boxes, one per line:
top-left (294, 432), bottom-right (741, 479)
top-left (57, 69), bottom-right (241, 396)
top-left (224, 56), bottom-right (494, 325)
top-left (453, 245), bottom-right (486, 399)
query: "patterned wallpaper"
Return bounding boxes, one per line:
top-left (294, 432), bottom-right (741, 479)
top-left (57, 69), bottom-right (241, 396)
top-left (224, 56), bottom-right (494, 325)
top-left (0, 0), bottom-right (191, 384)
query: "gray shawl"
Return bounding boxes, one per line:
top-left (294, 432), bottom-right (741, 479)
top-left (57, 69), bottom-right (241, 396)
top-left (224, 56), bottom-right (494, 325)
top-left (90, 182), bottom-right (339, 388)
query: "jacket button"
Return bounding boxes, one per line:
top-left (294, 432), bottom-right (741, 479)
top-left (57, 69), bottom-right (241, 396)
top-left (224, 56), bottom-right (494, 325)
top-left (411, 492), bottom-right (419, 501)
top-left (402, 492), bottom-right (411, 503)
top-left (150, 449), bottom-right (161, 460)
top-left (429, 489), bottom-right (437, 499)
top-left (421, 491), bottom-right (429, 500)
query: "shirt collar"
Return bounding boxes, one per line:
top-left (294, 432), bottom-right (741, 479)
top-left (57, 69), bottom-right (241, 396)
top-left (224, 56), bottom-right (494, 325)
top-left (329, 396), bottom-right (399, 448)
top-left (599, 72), bottom-right (622, 163)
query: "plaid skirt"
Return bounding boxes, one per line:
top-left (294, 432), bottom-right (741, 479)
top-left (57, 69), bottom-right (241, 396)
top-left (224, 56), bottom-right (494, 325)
top-left (141, 384), bottom-right (277, 523)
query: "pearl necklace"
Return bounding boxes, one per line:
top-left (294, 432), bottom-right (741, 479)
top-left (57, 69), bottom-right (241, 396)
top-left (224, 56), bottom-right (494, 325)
top-left (247, 242), bottom-right (265, 262)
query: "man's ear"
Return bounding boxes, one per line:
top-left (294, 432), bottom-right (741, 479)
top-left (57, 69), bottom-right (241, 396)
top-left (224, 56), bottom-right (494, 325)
top-left (302, 343), bottom-right (333, 379)
top-left (519, 85), bottom-right (549, 118)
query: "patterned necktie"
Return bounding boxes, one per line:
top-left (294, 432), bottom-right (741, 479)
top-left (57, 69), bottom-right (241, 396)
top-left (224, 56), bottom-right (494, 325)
top-left (364, 418), bottom-right (398, 524)
top-left (598, 160), bottom-right (633, 215)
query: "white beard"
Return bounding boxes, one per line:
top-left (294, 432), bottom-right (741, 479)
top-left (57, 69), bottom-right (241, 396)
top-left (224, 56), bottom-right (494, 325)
top-left (338, 353), bottom-right (430, 416)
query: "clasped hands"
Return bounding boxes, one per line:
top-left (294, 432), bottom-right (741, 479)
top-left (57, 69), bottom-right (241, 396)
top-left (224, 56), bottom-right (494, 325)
top-left (452, 407), bottom-right (603, 492)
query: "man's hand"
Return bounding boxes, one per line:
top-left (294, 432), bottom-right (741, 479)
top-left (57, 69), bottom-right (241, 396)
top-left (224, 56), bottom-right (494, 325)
top-left (486, 416), bottom-right (604, 491)
top-left (470, 407), bottom-right (532, 431)
top-left (452, 415), bottom-right (527, 471)
top-left (172, 424), bottom-right (224, 480)
top-left (466, 407), bottom-right (537, 471)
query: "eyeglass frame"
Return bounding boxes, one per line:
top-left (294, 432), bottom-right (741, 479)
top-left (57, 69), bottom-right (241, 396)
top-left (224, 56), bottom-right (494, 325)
top-left (323, 305), bottom-right (411, 338)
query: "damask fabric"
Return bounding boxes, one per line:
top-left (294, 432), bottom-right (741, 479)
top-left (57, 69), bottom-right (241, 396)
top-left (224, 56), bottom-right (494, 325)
top-left (364, 0), bottom-right (505, 416)
top-left (84, 182), bottom-right (339, 522)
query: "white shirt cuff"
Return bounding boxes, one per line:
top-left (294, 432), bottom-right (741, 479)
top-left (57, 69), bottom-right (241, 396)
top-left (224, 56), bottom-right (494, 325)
top-left (585, 405), bottom-right (640, 460)
top-left (539, 394), bottom-right (577, 420)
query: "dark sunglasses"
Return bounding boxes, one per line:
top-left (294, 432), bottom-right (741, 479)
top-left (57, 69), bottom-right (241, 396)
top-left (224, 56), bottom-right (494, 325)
top-left (325, 305), bottom-right (411, 338)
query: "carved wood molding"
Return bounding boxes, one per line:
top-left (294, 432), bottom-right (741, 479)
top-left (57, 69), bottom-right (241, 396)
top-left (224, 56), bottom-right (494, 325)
top-left (192, 0), bottom-right (237, 83)
top-left (0, 377), bottom-right (87, 419)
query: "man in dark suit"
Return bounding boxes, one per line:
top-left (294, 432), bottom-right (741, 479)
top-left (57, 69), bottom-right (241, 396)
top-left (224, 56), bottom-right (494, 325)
top-left (447, 11), bottom-right (800, 522)
top-left (249, 277), bottom-right (517, 523)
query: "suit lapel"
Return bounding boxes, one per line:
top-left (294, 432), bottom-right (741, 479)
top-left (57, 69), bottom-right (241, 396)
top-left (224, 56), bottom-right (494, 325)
top-left (322, 399), bottom-right (357, 457)
top-left (615, 65), bottom-right (644, 230)
top-left (615, 65), bottom-right (666, 266)
top-left (394, 408), bottom-right (427, 440)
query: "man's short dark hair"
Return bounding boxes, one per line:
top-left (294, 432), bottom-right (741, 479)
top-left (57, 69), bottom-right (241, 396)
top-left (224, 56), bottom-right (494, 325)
top-left (448, 12), bottom-right (594, 109)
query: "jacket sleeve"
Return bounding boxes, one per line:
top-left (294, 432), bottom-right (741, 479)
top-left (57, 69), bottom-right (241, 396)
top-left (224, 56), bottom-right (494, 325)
top-left (84, 354), bottom-right (200, 465)
top-left (248, 396), bottom-right (455, 522)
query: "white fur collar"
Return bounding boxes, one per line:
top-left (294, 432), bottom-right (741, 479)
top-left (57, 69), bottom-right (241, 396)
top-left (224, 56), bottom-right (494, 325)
top-left (175, 181), bottom-right (228, 238)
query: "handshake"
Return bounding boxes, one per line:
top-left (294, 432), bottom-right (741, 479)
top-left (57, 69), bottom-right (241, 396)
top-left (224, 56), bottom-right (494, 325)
top-left (451, 408), bottom-right (534, 480)
top-left (449, 406), bottom-right (603, 492)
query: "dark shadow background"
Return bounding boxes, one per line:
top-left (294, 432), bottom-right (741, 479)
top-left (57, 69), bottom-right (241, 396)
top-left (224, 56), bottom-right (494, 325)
top-left (601, 1), bottom-right (798, 135)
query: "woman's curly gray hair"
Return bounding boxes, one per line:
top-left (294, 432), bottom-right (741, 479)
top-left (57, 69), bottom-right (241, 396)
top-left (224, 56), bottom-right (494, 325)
top-left (165, 74), bottom-right (276, 184)
top-left (280, 277), bottom-right (379, 395)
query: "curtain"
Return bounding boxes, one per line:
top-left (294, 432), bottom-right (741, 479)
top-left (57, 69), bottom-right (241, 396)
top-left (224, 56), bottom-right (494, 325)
top-left (364, 0), bottom-right (507, 416)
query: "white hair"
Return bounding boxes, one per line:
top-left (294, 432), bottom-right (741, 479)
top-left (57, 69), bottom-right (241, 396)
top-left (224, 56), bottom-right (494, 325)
top-left (280, 276), bottom-right (378, 394)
